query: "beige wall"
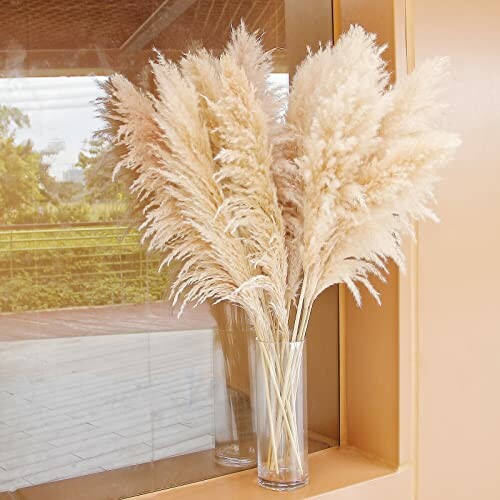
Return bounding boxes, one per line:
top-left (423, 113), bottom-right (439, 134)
top-left (413, 0), bottom-right (500, 499)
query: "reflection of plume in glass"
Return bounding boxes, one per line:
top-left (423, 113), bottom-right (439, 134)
top-left (2, 41), bottom-right (26, 77)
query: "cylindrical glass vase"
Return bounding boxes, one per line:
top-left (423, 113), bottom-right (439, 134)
top-left (212, 303), bottom-right (256, 467)
top-left (253, 339), bottom-right (308, 491)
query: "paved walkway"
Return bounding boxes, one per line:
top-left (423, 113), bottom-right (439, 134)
top-left (0, 328), bottom-right (215, 492)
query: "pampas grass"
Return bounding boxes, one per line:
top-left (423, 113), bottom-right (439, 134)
top-left (99, 22), bottom-right (460, 477)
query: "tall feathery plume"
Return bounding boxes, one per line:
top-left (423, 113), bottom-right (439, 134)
top-left (101, 58), bottom-right (263, 341)
top-left (287, 26), bottom-right (390, 340)
top-left (208, 44), bottom-right (290, 340)
top-left (223, 22), bottom-right (278, 120)
top-left (96, 76), bottom-right (164, 224)
top-left (180, 39), bottom-right (291, 339)
top-left (287, 26), bottom-right (459, 333)
top-left (145, 56), bottom-right (275, 335)
top-left (223, 22), bottom-right (304, 307)
top-left (318, 57), bottom-right (461, 302)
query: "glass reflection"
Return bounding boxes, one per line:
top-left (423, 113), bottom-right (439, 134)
top-left (0, 1), bottom-right (322, 497)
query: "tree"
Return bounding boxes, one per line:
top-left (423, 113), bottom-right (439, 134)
top-left (76, 135), bottom-right (129, 203)
top-left (0, 105), bottom-right (29, 137)
top-left (51, 181), bottom-right (83, 202)
top-left (0, 106), bottom-right (46, 223)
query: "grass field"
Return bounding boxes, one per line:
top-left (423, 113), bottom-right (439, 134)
top-left (0, 223), bottom-right (170, 312)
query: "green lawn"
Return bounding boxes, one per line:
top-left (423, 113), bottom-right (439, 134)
top-left (0, 224), bottom-right (170, 312)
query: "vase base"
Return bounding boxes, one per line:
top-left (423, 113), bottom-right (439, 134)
top-left (215, 444), bottom-right (256, 468)
top-left (258, 476), bottom-right (309, 491)
top-left (215, 455), bottom-right (256, 468)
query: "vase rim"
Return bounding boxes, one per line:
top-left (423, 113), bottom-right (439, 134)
top-left (255, 337), bottom-right (306, 345)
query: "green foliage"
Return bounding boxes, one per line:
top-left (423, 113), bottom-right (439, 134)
top-left (6, 201), bottom-right (128, 224)
top-left (0, 105), bottom-right (62, 223)
top-left (0, 225), bottom-right (169, 312)
top-left (0, 106), bottom-right (136, 316)
top-left (46, 180), bottom-right (83, 203)
top-left (0, 104), bottom-right (30, 137)
top-left (0, 137), bottom-right (45, 222)
top-left (0, 105), bottom-right (130, 224)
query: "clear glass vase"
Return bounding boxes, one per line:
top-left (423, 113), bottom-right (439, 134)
top-left (253, 338), bottom-right (308, 490)
top-left (212, 303), bottom-right (256, 467)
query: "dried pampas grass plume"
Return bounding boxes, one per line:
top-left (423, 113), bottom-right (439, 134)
top-left (286, 25), bottom-right (460, 331)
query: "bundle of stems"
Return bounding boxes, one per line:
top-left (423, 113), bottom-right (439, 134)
top-left (100, 23), bottom-right (460, 475)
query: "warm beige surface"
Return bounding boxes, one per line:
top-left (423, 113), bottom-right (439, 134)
top-left (345, 264), bottom-right (399, 466)
top-left (307, 287), bottom-right (341, 442)
top-left (128, 448), bottom-right (394, 500)
top-left (317, 467), bottom-right (412, 500)
top-left (284, 0), bottom-right (334, 77)
top-left (412, 0), bottom-right (500, 499)
top-left (337, 0), bottom-right (396, 75)
top-left (339, 0), bottom-right (400, 467)
top-left (393, 0), bottom-right (414, 470)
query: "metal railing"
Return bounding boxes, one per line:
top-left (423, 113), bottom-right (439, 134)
top-left (0, 222), bottom-right (169, 312)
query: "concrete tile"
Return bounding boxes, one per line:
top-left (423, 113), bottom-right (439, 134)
top-left (0, 329), bottom-right (214, 490)
top-left (154, 434), bottom-right (214, 461)
top-left (2, 453), bottom-right (80, 480)
top-left (24, 464), bottom-right (105, 487)
top-left (71, 433), bottom-right (147, 460)
top-left (0, 477), bottom-right (33, 492)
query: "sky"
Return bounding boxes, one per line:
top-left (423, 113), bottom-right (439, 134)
top-left (0, 76), bottom-right (106, 180)
top-left (0, 73), bottom-right (289, 181)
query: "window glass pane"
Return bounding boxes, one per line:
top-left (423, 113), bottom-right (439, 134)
top-left (0, 1), bottom-right (338, 498)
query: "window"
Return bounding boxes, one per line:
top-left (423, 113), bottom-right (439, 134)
top-left (0, 2), bottom-right (339, 498)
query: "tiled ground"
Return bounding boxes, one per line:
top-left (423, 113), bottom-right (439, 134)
top-left (0, 329), bottom-right (215, 492)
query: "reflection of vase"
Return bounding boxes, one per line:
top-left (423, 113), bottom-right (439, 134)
top-left (252, 339), bottom-right (308, 490)
top-left (212, 303), bottom-right (256, 467)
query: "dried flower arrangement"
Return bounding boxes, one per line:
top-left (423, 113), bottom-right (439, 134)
top-left (100, 23), bottom-right (460, 489)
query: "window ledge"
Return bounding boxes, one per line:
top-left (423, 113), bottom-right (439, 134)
top-left (128, 448), bottom-right (395, 500)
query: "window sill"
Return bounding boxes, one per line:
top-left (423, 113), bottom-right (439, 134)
top-left (128, 448), bottom-right (395, 500)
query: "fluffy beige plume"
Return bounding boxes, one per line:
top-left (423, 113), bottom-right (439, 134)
top-left (271, 152), bottom-right (304, 306)
top-left (208, 50), bottom-right (289, 338)
top-left (181, 24), bottom-right (294, 328)
top-left (287, 25), bottom-right (460, 313)
top-left (180, 48), bottom-right (221, 126)
top-left (97, 75), bottom-right (164, 219)
top-left (223, 22), bottom-right (304, 306)
top-left (146, 56), bottom-right (282, 337)
top-left (223, 22), bottom-right (278, 118)
top-left (287, 25), bottom-right (389, 318)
